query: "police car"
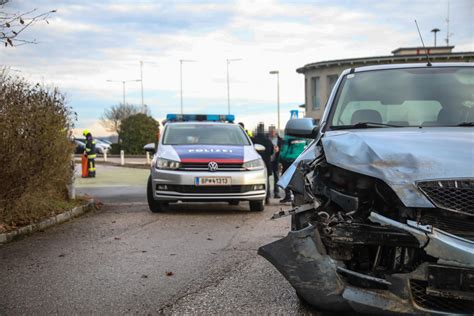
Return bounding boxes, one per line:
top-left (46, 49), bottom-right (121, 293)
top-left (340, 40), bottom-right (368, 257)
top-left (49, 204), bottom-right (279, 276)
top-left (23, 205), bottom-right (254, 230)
top-left (146, 114), bottom-right (267, 212)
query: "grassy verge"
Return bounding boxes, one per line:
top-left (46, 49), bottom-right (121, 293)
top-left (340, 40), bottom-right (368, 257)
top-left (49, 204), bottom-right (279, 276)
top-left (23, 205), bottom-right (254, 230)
top-left (0, 194), bottom-right (85, 234)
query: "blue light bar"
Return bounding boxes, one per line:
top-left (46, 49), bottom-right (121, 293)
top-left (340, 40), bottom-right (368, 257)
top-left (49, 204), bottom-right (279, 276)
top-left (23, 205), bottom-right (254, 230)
top-left (166, 114), bottom-right (235, 123)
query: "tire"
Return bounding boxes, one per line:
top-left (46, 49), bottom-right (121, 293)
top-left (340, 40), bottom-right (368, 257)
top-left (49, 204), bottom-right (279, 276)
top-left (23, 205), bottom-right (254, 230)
top-left (229, 201), bottom-right (240, 206)
top-left (249, 200), bottom-right (265, 212)
top-left (147, 175), bottom-right (164, 213)
top-left (296, 292), bottom-right (312, 308)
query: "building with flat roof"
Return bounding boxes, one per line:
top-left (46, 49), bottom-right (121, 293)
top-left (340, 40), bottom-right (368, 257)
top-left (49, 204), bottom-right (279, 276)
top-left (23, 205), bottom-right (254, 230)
top-left (297, 46), bottom-right (474, 120)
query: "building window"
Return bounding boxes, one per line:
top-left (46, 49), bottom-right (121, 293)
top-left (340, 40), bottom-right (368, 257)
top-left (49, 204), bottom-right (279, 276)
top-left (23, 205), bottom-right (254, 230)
top-left (311, 77), bottom-right (320, 110)
top-left (327, 75), bottom-right (338, 97)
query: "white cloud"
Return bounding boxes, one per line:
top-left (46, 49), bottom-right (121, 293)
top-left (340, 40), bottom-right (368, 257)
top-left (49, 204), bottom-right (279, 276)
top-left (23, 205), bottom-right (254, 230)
top-left (1, 0), bottom-right (472, 134)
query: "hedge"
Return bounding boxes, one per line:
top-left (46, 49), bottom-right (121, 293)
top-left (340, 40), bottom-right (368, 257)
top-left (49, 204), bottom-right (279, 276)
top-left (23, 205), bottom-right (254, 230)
top-left (0, 70), bottom-right (75, 227)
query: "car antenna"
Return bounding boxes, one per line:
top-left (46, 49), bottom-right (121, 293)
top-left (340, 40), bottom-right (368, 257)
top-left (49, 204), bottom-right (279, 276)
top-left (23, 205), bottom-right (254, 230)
top-left (414, 20), bottom-right (432, 66)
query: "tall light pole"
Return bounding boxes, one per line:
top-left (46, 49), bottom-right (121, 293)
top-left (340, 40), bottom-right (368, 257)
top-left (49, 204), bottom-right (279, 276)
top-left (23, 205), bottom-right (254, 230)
top-left (180, 59), bottom-right (196, 115)
top-left (139, 61), bottom-right (159, 114)
top-left (106, 79), bottom-right (141, 105)
top-left (226, 58), bottom-right (242, 114)
top-left (140, 61), bottom-right (144, 112)
top-left (431, 28), bottom-right (440, 47)
top-left (269, 70), bottom-right (280, 134)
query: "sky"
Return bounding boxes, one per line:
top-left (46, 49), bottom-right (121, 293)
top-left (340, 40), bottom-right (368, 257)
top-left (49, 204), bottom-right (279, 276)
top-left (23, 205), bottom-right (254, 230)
top-left (1, 0), bottom-right (473, 136)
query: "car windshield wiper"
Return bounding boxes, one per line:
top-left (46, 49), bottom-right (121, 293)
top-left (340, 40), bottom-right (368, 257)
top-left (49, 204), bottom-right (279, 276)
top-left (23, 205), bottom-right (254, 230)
top-left (457, 122), bottom-right (474, 127)
top-left (332, 122), bottom-right (403, 130)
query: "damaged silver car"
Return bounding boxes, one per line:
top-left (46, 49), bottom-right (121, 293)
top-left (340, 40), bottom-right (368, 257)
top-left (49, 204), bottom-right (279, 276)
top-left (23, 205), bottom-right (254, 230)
top-left (259, 63), bottom-right (474, 314)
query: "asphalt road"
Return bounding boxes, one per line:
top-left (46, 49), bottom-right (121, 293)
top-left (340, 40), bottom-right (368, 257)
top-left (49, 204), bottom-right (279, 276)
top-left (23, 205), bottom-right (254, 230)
top-left (0, 165), bottom-right (321, 315)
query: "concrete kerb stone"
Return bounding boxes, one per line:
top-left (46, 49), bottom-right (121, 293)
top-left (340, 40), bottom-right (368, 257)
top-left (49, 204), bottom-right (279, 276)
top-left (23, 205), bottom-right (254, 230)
top-left (0, 200), bottom-right (95, 244)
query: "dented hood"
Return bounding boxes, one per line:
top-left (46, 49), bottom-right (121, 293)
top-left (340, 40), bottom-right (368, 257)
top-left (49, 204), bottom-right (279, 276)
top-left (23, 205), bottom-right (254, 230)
top-left (322, 127), bottom-right (474, 208)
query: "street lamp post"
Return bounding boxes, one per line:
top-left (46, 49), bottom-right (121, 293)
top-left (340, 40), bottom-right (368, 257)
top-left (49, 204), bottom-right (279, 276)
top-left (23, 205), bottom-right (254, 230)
top-left (107, 79), bottom-right (141, 105)
top-left (140, 61), bottom-right (144, 112)
top-left (139, 60), bottom-right (159, 114)
top-left (226, 58), bottom-right (242, 114)
top-left (269, 70), bottom-right (280, 134)
top-left (180, 59), bottom-right (196, 115)
top-left (431, 28), bottom-right (440, 47)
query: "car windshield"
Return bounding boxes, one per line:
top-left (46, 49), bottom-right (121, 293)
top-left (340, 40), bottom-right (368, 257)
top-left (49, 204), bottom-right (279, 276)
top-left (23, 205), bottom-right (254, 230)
top-left (329, 67), bottom-right (474, 129)
top-left (163, 123), bottom-right (250, 145)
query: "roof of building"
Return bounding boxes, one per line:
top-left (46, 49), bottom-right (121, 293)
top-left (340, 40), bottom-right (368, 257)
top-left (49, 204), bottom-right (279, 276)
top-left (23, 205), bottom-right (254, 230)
top-left (391, 46), bottom-right (454, 55)
top-left (296, 51), bottom-right (474, 73)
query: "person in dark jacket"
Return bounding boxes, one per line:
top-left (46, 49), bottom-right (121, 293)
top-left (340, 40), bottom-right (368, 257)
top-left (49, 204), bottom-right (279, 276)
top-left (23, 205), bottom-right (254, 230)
top-left (268, 125), bottom-right (283, 199)
top-left (252, 123), bottom-right (273, 204)
top-left (83, 129), bottom-right (97, 177)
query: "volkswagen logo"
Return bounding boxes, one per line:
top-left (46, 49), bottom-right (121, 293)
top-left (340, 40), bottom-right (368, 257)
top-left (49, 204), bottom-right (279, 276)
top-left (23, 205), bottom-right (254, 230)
top-left (208, 161), bottom-right (218, 172)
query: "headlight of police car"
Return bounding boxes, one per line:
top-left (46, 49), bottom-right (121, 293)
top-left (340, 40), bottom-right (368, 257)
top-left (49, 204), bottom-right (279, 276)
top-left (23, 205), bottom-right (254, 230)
top-left (243, 158), bottom-right (264, 171)
top-left (156, 158), bottom-right (181, 170)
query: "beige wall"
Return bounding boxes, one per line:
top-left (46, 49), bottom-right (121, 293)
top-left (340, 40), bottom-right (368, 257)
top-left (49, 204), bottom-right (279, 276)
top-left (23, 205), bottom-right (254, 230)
top-left (302, 54), bottom-right (474, 120)
top-left (304, 65), bottom-right (347, 120)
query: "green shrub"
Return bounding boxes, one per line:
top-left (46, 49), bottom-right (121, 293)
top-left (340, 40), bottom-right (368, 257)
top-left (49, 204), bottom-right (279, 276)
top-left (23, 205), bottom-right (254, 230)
top-left (119, 113), bottom-right (158, 155)
top-left (0, 70), bottom-right (75, 226)
top-left (110, 143), bottom-right (121, 155)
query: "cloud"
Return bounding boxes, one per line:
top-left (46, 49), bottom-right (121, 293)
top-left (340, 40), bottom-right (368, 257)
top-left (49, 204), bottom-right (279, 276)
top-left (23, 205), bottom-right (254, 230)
top-left (1, 0), bottom-right (472, 136)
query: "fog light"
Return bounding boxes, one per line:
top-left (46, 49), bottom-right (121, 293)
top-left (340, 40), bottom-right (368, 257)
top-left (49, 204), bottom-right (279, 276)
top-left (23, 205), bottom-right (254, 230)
top-left (157, 184), bottom-right (168, 190)
top-left (253, 184), bottom-right (265, 190)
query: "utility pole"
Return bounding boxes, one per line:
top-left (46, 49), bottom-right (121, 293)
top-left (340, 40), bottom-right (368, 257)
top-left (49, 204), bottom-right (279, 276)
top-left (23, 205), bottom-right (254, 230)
top-left (226, 58), bottom-right (242, 114)
top-left (140, 61), bottom-right (145, 113)
top-left (107, 79), bottom-right (141, 105)
top-left (122, 81), bottom-right (126, 105)
top-left (180, 60), bottom-right (183, 115)
top-left (445, 1), bottom-right (452, 46)
top-left (269, 70), bottom-right (280, 134)
top-left (139, 61), bottom-right (158, 114)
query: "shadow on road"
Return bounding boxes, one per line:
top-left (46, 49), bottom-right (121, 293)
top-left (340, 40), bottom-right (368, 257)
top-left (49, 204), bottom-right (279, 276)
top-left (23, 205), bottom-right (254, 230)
top-left (153, 201), bottom-right (272, 216)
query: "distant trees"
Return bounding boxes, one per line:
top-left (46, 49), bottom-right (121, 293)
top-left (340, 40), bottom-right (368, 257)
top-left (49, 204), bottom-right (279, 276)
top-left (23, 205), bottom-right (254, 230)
top-left (119, 113), bottom-right (159, 155)
top-left (1, 0), bottom-right (56, 47)
top-left (100, 103), bottom-right (141, 136)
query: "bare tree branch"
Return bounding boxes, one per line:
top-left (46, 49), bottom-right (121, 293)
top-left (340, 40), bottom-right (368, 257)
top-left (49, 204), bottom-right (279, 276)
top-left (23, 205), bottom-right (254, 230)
top-left (100, 103), bottom-right (141, 136)
top-left (0, 0), bottom-right (56, 47)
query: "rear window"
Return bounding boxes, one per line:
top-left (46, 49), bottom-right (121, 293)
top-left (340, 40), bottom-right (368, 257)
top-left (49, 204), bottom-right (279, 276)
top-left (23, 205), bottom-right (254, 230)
top-left (163, 124), bottom-right (250, 145)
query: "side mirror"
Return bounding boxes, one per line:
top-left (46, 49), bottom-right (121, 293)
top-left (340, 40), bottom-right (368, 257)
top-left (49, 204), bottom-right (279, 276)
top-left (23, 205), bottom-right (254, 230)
top-left (254, 144), bottom-right (266, 152)
top-left (285, 118), bottom-right (318, 138)
top-left (143, 143), bottom-right (156, 154)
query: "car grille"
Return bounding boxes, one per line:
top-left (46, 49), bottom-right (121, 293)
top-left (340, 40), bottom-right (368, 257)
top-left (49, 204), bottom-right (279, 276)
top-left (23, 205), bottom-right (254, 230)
top-left (159, 185), bottom-right (255, 194)
top-left (418, 179), bottom-right (474, 216)
top-left (179, 162), bottom-right (244, 171)
top-left (410, 280), bottom-right (474, 314)
top-left (420, 213), bottom-right (474, 242)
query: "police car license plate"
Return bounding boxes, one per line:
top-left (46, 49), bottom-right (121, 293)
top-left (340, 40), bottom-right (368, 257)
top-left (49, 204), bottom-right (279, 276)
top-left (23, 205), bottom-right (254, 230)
top-left (195, 177), bottom-right (231, 186)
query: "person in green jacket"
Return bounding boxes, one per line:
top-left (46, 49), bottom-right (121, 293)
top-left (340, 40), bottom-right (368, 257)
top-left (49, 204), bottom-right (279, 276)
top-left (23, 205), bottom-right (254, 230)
top-left (278, 135), bottom-right (309, 203)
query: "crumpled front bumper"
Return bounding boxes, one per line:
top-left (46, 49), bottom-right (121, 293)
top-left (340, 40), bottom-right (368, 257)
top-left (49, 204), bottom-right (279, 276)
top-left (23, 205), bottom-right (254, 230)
top-left (258, 220), bottom-right (474, 315)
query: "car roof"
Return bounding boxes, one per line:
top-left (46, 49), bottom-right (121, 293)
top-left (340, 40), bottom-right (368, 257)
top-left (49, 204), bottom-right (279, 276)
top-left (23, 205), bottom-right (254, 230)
top-left (339, 62), bottom-right (474, 76)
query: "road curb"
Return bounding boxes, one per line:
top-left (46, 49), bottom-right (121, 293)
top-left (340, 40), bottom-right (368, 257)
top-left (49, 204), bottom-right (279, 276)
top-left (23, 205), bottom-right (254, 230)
top-left (0, 200), bottom-right (96, 244)
top-left (74, 160), bottom-right (150, 169)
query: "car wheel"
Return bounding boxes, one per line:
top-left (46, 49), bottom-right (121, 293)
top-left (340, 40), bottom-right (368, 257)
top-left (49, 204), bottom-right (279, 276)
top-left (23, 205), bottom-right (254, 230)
top-left (147, 175), bottom-right (164, 213)
top-left (296, 291), bottom-right (312, 307)
top-left (249, 200), bottom-right (264, 212)
top-left (229, 201), bottom-right (239, 206)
